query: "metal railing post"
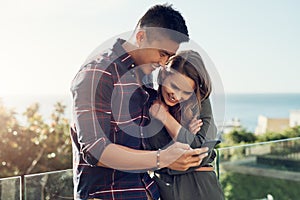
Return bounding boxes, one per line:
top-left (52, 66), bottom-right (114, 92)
top-left (216, 149), bottom-right (220, 180)
top-left (21, 175), bottom-right (25, 200)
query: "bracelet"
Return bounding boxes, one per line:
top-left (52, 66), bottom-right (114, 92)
top-left (156, 149), bottom-right (161, 170)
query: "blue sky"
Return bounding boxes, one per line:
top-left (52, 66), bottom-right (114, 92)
top-left (0, 0), bottom-right (299, 95)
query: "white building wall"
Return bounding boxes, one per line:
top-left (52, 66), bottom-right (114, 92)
top-left (290, 110), bottom-right (300, 127)
top-left (255, 115), bottom-right (268, 135)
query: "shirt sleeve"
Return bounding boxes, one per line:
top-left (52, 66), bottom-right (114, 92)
top-left (166, 98), bottom-right (218, 175)
top-left (176, 98), bottom-right (217, 148)
top-left (71, 63), bottom-right (112, 166)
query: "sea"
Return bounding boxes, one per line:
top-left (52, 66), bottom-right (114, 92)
top-left (1, 93), bottom-right (300, 132)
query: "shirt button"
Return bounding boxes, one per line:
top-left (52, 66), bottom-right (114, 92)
top-left (131, 64), bottom-right (135, 68)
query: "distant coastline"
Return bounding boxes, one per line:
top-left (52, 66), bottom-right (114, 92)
top-left (1, 93), bottom-right (300, 132)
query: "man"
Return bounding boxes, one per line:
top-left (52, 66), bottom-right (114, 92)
top-left (70, 4), bottom-right (208, 200)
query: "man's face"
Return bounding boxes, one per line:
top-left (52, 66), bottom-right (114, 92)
top-left (135, 35), bottom-right (179, 75)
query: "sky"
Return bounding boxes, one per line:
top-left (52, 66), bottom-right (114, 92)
top-left (0, 0), bottom-right (299, 96)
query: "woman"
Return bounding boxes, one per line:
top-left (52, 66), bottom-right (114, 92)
top-left (146, 50), bottom-right (225, 200)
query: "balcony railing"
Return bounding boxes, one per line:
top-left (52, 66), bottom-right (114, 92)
top-left (0, 176), bottom-right (21, 199)
top-left (217, 137), bottom-right (300, 199)
top-left (1, 137), bottom-right (300, 199)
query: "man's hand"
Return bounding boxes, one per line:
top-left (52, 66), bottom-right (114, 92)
top-left (160, 142), bottom-right (208, 171)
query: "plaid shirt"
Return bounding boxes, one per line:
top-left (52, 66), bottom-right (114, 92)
top-left (70, 39), bottom-right (159, 200)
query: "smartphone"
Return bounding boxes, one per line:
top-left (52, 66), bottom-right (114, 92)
top-left (201, 139), bottom-right (221, 153)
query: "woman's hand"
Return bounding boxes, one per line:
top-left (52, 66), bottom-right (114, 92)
top-left (149, 100), bottom-right (169, 122)
top-left (188, 116), bottom-right (203, 134)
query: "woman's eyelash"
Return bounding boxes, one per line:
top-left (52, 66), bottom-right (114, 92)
top-left (170, 83), bottom-right (193, 95)
top-left (170, 83), bottom-right (179, 90)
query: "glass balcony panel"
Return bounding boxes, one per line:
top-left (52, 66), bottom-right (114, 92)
top-left (24, 169), bottom-right (73, 200)
top-left (218, 137), bottom-right (300, 200)
top-left (0, 176), bottom-right (21, 200)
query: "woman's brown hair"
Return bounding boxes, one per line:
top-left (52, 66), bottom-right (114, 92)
top-left (158, 50), bottom-right (212, 127)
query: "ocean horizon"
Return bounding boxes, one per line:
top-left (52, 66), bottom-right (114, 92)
top-left (1, 93), bottom-right (300, 132)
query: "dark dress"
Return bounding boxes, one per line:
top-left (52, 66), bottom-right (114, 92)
top-left (145, 88), bottom-right (225, 200)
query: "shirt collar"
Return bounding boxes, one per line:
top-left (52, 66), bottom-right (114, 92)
top-left (112, 38), bottom-right (136, 70)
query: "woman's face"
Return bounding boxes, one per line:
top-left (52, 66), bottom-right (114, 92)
top-left (161, 72), bottom-right (196, 107)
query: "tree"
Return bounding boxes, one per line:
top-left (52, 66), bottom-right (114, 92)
top-left (256, 131), bottom-right (288, 142)
top-left (282, 126), bottom-right (300, 138)
top-left (223, 128), bottom-right (256, 145)
top-left (0, 100), bottom-right (71, 178)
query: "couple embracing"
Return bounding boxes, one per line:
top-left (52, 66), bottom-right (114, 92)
top-left (71, 4), bottom-right (224, 200)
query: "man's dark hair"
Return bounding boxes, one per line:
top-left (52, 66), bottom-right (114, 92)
top-left (138, 4), bottom-right (189, 43)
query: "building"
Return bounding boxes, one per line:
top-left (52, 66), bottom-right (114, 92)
top-left (290, 110), bottom-right (300, 127)
top-left (255, 110), bottom-right (300, 135)
top-left (219, 117), bottom-right (242, 134)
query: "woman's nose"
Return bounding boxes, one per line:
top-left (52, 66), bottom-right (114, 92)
top-left (173, 91), bottom-right (183, 102)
